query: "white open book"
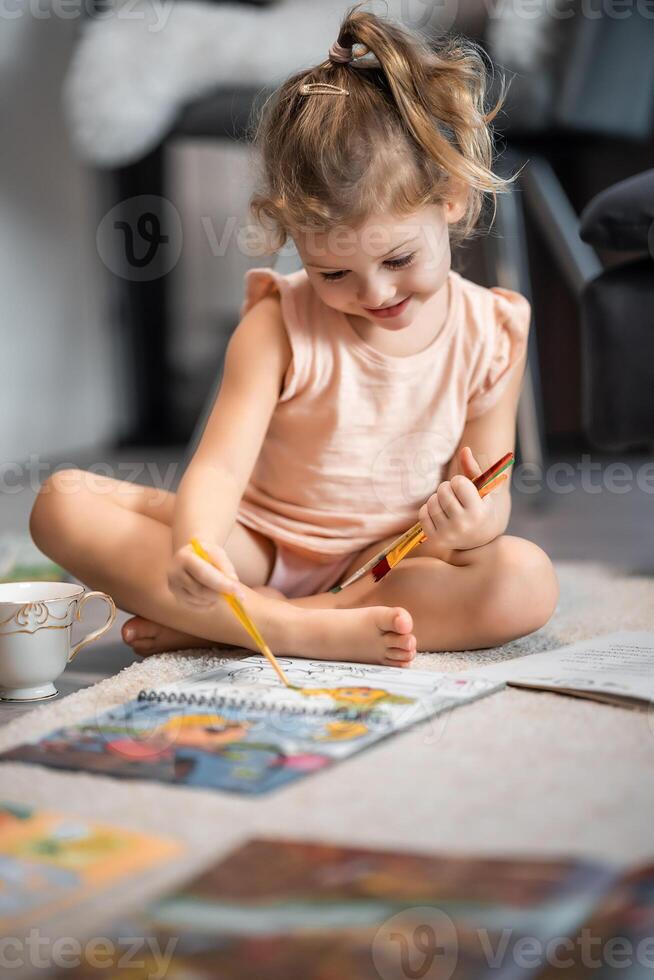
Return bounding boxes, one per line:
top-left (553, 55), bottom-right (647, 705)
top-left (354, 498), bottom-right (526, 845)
top-left (470, 631), bottom-right (654, 709)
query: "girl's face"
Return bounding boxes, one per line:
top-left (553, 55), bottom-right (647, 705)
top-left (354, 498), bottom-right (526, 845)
top-left (294, 202), bottom-right (464, 332)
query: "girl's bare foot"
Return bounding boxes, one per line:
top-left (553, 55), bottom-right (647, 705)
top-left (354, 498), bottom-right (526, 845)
top-left (123, 604), bottom-right (416, 667)
top-left (121, 617), bottom-right (215, 657)
top-left (288, 605), bottom-right (416, 668)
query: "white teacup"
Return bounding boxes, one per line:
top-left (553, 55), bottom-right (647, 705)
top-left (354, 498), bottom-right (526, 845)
top-left (0, 582), bottom-right (116, 701)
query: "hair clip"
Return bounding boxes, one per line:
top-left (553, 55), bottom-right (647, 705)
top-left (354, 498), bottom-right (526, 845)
top-left (299, 82), bottom-right (350, 97)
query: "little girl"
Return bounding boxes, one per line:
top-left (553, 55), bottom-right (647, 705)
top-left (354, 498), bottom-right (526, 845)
top-left (31, 8), bottom-right (558, 667)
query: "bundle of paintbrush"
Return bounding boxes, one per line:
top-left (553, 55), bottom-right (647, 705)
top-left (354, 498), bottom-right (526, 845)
top-left (331, 452), bottom-right (514, 594)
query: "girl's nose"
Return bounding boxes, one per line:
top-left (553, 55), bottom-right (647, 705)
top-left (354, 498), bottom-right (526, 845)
top-left (357, 277), bottom-right (394, 310)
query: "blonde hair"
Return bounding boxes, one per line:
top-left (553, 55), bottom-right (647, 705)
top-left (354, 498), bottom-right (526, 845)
top-left (249, 5), bottom-right (507, 252)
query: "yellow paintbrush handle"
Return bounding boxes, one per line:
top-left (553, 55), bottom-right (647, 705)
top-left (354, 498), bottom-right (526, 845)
top-left (189, 538), bottom-right (290, 687)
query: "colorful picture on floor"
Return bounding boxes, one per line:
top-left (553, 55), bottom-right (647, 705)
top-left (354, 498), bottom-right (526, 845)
top-left (0, 657), bottom-right (501, 794)
top-left (52, 837), bottom-right (645, 980)
top-left (0, 802), bottom-right (181, 932)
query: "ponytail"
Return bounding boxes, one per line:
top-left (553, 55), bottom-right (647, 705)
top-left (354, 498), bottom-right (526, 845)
top-left (250, 5), bottom-right (507, 250)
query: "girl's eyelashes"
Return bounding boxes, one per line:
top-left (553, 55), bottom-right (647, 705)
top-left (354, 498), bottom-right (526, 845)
top-left (319, 252), bottom-right (416, 282)
top-left (320, 270), bottom-right (348, 282)
top-left (385, 252), bottom-right (416, 270)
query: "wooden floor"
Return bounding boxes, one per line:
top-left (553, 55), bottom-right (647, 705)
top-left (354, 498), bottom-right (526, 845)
top-left (1, 443), bottom-right (652, 723)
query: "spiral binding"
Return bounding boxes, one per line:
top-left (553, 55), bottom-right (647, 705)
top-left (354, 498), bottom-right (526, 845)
top-left (136, 689), bottom-right (369, 721)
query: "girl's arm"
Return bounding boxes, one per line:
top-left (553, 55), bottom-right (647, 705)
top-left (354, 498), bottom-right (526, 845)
top-left (418, 347), bottom-right (527, 559)
top-left (172, 294), bottom-right (291, 555)
top-left (446, 348), bottom-right (527, 502)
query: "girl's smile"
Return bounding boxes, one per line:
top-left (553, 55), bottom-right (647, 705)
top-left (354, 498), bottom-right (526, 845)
top-left (363, 295), bottom-right (413, 320)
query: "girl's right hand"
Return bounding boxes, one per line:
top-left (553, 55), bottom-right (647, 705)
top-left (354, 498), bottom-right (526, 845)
top-left (167, 541), bottom-right (245, 608)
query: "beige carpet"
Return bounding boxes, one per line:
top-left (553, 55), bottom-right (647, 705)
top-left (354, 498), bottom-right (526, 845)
top-left (2, 560), bottom-right (654, 943)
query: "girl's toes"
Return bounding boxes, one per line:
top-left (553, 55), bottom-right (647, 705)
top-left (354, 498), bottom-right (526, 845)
top-left (131, 639), bottom-right (154, 656)
top-left (385, 648), bottom-right (416, 667)
top-left (375, 606), bottom-right (412, 636)
top-left (386, 632), bottom-right (416, 653)
top-left (122, 616), bottom-right (151, 645)
top-left (129, 632), bottom-right (153, 650)
top-left (121, 620), bottom-right (135, 644)
top-left (121, 618), bottom-right (159, 653)
top-left (390, 607), bottom-right (413, 635)
top-left (388, 643), bottom-right (416, 660)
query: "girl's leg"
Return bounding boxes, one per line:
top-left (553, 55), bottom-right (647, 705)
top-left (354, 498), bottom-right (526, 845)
top-left (31, 468), bottom-right (278, 656)
top-left (29, 470), bottom-right (416, 667)
top-left (293, 534), bottom-right (559, 652)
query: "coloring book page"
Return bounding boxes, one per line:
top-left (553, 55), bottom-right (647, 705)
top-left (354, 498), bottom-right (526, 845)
top-left (1, 658), bottom-right (501, 795)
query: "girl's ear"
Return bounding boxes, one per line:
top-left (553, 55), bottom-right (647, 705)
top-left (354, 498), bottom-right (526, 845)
top-left (444, 184), bottom-right (468, 225)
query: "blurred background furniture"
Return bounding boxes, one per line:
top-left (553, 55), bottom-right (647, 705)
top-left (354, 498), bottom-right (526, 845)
top-left (86, 0), bottom-right (280, 445)
top-left (482, 10), bottom-right (654, 463)
top-left (109, 84), bottom-right (271, 445)
top-left (579, 169), bottom-right (654, 450)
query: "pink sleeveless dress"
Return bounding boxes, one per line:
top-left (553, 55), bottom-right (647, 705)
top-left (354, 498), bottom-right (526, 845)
top-left (235, 266), bottom-right (530, 597)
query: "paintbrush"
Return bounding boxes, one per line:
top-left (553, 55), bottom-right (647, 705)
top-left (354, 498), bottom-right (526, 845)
top-left (330, 452), bottom-right (514, 594)
top-left (189, 537), bottom-right (290, 687)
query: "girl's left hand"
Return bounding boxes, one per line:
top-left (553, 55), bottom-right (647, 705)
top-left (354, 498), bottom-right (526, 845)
top-left (418, 447), bottom-right (499, 551)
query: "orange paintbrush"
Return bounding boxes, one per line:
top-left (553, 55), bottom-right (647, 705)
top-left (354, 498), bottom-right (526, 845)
top-left (330, 452), bottom-right (514, 593)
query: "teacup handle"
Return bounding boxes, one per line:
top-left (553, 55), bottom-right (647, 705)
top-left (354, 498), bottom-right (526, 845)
top-left (68, 591), bottom-right (117, 663)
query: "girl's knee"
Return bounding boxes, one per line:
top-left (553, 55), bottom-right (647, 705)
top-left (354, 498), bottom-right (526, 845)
top-left (29, 469), bottom-right (86, 550)
top-left (480, 536), bottom-right (558, 640)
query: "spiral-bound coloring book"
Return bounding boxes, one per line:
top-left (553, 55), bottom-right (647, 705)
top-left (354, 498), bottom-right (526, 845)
top-left (1, 657), bottom-right (501, 794)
